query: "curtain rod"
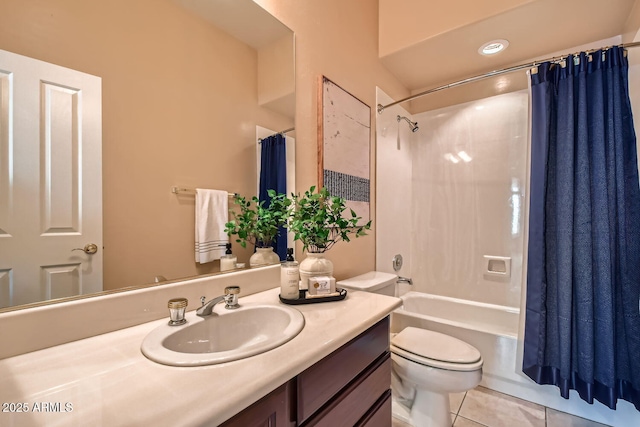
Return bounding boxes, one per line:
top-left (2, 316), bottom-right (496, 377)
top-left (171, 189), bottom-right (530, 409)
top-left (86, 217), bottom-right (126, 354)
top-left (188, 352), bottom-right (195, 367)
top-left (258, 127), bottom-right (295, 142)
top-left (377, 41), bottom-right (640, 114)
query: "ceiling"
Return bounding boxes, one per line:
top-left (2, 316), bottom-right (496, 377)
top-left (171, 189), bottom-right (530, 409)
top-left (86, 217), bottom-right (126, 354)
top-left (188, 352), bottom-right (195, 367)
top-left (379, 0), bottom-right (639, 112)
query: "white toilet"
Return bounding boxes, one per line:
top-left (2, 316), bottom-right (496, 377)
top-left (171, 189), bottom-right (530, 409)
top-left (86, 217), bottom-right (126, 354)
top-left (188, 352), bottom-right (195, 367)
top-left (338, 272), bottom-right (483, 427)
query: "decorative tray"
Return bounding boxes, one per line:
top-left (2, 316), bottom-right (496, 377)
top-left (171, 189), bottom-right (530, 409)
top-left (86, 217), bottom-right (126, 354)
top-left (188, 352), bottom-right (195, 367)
top-left (279, 288), bottom-right (347, 305)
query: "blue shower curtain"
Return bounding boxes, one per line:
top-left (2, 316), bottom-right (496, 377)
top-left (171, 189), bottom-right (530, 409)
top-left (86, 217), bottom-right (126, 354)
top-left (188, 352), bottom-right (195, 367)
top-left (259, 133), bottom-right (287, 260)
top-left (523, 46), bottom-right (640, 410)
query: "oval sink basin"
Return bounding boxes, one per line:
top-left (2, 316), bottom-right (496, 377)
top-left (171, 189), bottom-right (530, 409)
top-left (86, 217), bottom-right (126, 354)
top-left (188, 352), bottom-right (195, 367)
top-left (141, 303), bottom-right (304, 366)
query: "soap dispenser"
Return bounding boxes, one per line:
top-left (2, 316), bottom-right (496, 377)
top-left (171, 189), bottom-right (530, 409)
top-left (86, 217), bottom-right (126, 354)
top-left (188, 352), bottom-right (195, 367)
top-left (280, 248), bottom-right (300, 299)
top-left (220, 243), bottom-right (237, 272)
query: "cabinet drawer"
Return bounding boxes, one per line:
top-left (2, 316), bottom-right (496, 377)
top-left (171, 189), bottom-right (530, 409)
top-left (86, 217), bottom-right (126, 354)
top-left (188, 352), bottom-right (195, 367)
top-left (356, 390), bottom-right (392, 427)
top-left (220, 380), bottom-right (294, 427)
top-left (303, 353), bottom-right (391, 427)
top-left (297, 317), bottom-right (390, 424)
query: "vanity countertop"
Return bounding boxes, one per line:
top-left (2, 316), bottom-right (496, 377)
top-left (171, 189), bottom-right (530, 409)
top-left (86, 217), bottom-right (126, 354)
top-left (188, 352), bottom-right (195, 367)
top-left (0, 287), bottom-right (401, 426)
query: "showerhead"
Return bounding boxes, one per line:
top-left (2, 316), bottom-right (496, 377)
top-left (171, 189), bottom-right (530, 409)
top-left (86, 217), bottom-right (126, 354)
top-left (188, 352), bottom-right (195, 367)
top-left (397, 115), bottom-right (419, 133)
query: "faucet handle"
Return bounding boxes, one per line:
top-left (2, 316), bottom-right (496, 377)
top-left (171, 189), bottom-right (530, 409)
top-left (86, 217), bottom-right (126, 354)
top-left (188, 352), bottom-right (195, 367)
top-left (225, 286), bottom-right (240, 295)
top-left (224, 286), bottom-right (241, 309)
top-left (168, 298), bottom-right (188, 326)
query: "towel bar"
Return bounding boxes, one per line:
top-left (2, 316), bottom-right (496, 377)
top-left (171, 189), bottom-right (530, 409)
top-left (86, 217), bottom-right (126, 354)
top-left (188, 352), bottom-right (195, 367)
top-left (171, 186), bottom-right (238, 196)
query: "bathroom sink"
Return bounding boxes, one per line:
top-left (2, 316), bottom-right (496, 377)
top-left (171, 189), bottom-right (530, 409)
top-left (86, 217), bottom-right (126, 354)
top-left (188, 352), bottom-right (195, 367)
top-left (141, 303), bottom-right (305, 366)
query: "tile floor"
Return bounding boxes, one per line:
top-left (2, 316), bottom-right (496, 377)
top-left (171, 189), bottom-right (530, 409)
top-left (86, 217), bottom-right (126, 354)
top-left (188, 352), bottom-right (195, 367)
top-left (391, 386), bottom-right (611, 427)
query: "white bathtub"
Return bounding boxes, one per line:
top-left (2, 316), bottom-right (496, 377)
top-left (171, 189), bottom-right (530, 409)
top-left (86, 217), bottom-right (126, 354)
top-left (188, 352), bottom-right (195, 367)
top-left (391, 291), bottom-right (640, 427)
top-left (398, 291), bottom-right (519, 337)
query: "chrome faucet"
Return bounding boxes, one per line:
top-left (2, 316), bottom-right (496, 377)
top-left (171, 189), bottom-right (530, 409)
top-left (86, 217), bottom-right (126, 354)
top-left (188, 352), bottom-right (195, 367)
top-left (196, 286), bottom-right (241, 317)
top-left (397, 276), bottom-right (413, 285)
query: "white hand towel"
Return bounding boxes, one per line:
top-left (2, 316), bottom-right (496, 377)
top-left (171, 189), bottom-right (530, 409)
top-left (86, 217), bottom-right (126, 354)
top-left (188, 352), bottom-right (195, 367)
top-left (195, 189), bottom-right (229, 264)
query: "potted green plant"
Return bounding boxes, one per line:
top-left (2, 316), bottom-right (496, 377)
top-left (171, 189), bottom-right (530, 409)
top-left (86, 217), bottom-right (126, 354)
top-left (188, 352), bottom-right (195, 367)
top-left (289, 186), bottom-right (371, 286)
top-left (225, 189), bottom-right (291, 267)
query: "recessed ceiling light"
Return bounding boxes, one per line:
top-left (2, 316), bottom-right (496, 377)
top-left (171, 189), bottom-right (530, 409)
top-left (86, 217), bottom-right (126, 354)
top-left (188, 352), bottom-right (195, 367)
top-left (479, 39), bottom-right (509, 56)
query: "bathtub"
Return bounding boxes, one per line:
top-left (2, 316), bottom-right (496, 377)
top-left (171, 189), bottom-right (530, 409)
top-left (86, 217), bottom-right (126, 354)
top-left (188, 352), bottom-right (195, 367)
top-left (391, 291), bottom-right (640, 427)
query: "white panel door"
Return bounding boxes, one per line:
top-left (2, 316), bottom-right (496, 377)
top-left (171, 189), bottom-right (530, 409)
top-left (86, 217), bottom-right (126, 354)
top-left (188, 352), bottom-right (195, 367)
top-left (0, 49), bottom-right (102, 308)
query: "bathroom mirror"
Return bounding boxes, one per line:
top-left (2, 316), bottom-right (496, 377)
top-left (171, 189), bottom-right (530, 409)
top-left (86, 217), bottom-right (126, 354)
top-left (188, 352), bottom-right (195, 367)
top-left (0, 0), bottom-right (295, 311)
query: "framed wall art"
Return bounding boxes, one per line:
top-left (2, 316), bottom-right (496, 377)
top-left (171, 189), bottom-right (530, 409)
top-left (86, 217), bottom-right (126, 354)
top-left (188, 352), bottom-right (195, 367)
top-left (317, 76), bottom-right (371, 224)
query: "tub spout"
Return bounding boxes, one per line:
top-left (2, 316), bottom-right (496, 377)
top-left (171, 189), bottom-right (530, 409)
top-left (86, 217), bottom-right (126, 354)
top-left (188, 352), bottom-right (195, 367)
top-left (397, 276), bottom-right (413, 285)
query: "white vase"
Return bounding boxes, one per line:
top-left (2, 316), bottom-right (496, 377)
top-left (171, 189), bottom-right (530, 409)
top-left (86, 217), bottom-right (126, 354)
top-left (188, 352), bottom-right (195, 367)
top-left (299, 252), bottom-right (334, 290)
top-left (249, 247), bottom-right (280, 267)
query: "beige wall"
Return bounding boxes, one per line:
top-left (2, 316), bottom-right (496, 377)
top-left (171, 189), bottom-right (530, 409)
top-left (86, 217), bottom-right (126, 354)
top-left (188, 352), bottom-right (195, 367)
top-left (258, 34), bottom-right (295, 115)
top-left (0, 0), bottom-right (293, 290)
top-left (254, 0), bottom-right (410, 280)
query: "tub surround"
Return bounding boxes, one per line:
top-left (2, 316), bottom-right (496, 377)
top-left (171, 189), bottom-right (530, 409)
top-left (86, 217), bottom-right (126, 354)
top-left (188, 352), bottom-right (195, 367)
top-left (0, 285), bottom-right (401, 426)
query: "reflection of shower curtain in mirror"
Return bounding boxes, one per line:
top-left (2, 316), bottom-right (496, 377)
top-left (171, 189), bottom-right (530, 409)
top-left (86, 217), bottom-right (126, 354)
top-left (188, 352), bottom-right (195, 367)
top-left (259, 134), bottom-right (287, 260)
top-left (523, 46), bottom-right (640, 411)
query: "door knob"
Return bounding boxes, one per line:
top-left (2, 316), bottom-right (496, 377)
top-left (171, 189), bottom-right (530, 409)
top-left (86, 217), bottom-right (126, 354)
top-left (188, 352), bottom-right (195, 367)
top-left (72, 243), bottom-right (98, 255)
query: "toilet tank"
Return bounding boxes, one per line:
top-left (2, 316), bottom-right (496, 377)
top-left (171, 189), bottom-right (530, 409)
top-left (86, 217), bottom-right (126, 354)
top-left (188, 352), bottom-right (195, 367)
top-left (337, 271), bottom-right (398, 296)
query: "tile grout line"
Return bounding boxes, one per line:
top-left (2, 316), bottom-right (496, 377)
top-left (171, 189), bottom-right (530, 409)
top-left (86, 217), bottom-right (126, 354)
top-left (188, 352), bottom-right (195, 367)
top-left (455, 414), bottom-right (491, 427)
top-left (457, 391), bottom-right (468, 415)
top-left (455, 391), bottom-right (467, 426)
top-left (451, 392), bottom-right (464, 427)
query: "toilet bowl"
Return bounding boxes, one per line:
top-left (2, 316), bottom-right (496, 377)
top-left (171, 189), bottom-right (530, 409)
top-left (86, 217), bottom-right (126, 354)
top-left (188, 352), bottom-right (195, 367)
top-left (391, 327), bottom-right (482, 427)
top-left (337, 272), bottom-right (483, 427)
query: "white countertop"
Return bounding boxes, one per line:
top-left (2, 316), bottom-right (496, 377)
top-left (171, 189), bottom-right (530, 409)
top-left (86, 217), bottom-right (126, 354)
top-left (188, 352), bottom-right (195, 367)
top-left (0, 287), bottom-right (401, 426)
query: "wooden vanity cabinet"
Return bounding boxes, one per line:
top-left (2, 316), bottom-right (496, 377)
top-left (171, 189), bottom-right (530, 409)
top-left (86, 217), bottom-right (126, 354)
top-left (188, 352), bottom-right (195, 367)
top-left (220, 317), bottom-right (391, 427)
top-left (297, 317), bottom-right (390, 426)
top-left (220, 380), bottom-right (296, 427)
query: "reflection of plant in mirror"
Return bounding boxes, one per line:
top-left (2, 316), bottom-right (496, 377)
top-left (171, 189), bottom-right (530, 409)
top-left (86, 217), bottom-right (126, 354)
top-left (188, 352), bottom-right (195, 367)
top-left (289, 186), bottom-right (371, 253)
top-left (225, 190), bottom-right (291, 248)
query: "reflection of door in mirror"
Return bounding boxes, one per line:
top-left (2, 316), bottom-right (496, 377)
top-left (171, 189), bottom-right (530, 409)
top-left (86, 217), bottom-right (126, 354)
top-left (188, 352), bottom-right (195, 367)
top-left (0, 50), bottom-right (102, 308)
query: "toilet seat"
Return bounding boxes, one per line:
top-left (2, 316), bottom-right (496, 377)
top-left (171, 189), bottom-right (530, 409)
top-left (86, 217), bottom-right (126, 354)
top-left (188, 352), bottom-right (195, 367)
top-left (391, 327), bottom-right (482, 372)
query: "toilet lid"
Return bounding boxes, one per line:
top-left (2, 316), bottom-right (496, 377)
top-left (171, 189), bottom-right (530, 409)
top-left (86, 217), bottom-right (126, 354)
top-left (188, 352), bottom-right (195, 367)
top-left (391, 327), bottom-right (481, 364)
